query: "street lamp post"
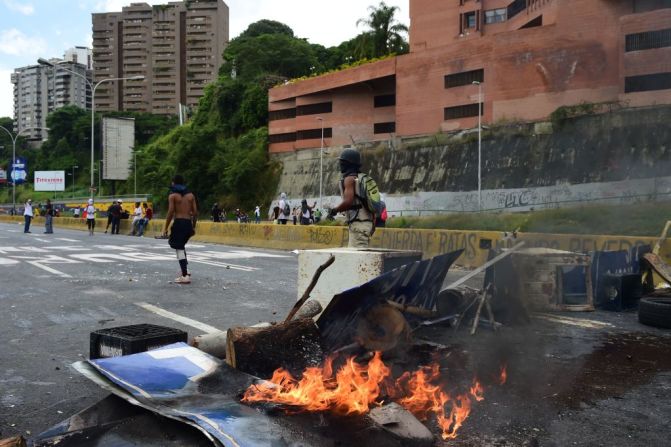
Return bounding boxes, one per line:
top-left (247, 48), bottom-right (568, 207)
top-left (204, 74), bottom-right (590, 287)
top-left (316, 117), bottom-right (324, 211)
top-left (71, 165), bottom-right (79, 198)
top-left (472, 81), bottom-right (483, 211)
top-left (0, 125), bottom-right (49, 213)
top-left (37, 59), bottom-right (144, 199)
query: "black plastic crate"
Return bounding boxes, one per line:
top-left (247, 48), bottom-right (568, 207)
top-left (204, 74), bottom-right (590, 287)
top-left (90, 324), bottom-right (188, 359)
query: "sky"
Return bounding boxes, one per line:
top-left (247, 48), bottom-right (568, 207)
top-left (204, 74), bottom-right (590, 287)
top-left (0, 0), bottom-right (409, 119)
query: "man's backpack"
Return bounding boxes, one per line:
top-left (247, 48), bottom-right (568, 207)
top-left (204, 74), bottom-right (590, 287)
top-left (282, 200), bottom-right (291, 217)
top-left (356, 173), bottom-right (384, 216)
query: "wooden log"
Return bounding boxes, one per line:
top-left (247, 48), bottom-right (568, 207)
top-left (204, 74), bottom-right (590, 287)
top-left (285, 254), bottom-right (335, 322)
top-left (0, 437), bottom-right (26, 447)
top-left (226, 318), bottom-right (323, 378)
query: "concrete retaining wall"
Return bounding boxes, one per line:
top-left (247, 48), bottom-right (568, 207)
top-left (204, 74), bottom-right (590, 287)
top-left (4, 215), bottom-right (667, 269)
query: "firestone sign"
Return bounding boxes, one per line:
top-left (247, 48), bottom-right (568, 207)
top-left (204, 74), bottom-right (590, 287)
top-left (34, 171), bottom-right (65, 192)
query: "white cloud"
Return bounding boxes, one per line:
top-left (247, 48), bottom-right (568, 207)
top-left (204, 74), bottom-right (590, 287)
top-left (0, 28), bottom-right (47, 56)
top-left (3, 0), bottom-right (35, 15)
top-left (0, 69), bottom-right (14, 118)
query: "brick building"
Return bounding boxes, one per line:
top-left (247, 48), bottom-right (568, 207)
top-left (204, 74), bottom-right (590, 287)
top-left (92, 0), bottom-right (229, 115)
top-left (268, 0), bottom-right (671, 153)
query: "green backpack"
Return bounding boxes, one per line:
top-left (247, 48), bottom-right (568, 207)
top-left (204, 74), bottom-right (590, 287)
top-left (357, 173), bottom-right (384, 216)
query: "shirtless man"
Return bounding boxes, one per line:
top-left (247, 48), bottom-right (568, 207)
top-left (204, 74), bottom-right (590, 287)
top-left (162, 174), bottom-right (198, 284)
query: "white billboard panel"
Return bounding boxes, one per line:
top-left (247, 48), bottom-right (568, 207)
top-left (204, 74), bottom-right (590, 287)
top-left (102, 117), bottom-right (135, 181)
top-left (34, 171), bottom-right (65, 191)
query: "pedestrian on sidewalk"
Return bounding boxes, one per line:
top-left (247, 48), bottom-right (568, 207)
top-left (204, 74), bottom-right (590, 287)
top-left (85, 199), bottom-right (96, 236)
top-left (23, 199), bottom-right (33, 233)
top-left (162, 175), bottom-right (198, 284)
top-left (44, 199), bottom-right (54, 234)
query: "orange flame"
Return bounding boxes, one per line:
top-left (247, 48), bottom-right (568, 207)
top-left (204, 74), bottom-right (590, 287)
top-left (499, 364), bottom-right (508, 385)
top-left (241, 352), bottom-right (391, 415)
top-left (470, 379), bottom-right (485, 402)
top-left (242, 353), bottom-right (500, 440)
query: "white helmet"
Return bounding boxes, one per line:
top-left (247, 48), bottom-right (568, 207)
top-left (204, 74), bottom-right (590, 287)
top-left (88, 199), bottom-right (94, 205)
top-left (117, 199), bottom-right (123, 203)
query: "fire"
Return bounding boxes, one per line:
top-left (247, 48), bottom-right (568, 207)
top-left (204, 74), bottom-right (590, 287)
top-left (499, 364), bottom-right (508, 385)
top-left (241, 352), bottom-right (391, 415)
top-left (242, 353), bottom-right (506, 441)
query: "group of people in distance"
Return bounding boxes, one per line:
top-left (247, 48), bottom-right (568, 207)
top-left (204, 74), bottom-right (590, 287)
top-left (103, 200), bottom-right (153, 236)
top-left (273, 196), bottom-right (322, 226)
top-left (210, 203), bottom-right (262, 224)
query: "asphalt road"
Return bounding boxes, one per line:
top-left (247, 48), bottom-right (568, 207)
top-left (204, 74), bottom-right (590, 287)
top-left (0, 221), bottom-right (301, 439)
top-left (2, 221), bottom-right (671, 446)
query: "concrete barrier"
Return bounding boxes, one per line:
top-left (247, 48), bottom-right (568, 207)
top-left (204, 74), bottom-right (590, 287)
top-left (3, 215), bottom-right (667, 268)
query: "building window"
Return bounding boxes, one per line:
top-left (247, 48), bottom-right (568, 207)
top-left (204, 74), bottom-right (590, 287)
top-left (296, 128), bottom-right (333, 140)
top-left (374, 122), bottom-right (396, 134)
top-left (296, 102), bottom-right (332, 116)
top-left (444, 103), bottom-right (483, 120)
top-left (445, 69), bottom-right (484, 88)
top-left (484, 8), bottom-right (507, 24)
top-left (268, 132), bottom-right (296, 144)
top-left (625, 72), bottom-right (671, 93)
top-left (374, 94), bottom-right (396, 108)
top-left (269, 107), bottom-right (297, 121)
top-left (465, 11), bottom-right (477, 29)
top-left (626, 28), bottom-right (671, 52)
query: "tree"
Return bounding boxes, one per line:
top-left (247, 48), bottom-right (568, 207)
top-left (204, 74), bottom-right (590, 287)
top-left (356, 1), bottom-right (409, 57)
top-left (237, 19), bottom-right (294, 39)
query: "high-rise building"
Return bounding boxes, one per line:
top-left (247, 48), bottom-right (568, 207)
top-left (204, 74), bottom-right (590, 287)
top-left (64, 46), bottom-right (93, 69)
top-left (11, 59), bottom-right (92, 140)
top-left (92, 0), bottom-right (229, 115)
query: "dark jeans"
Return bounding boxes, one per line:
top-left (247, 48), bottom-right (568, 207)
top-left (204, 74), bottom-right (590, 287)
top-left (45, 215), bottom-right (53, 233)
top-left (24, 215), bottom-right (32, 232)
top-left (111, 216), bottom-right (120, 234)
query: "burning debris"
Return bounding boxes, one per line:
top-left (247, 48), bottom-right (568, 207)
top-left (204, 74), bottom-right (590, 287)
top-left (241, 351), bottom-right (507, 441)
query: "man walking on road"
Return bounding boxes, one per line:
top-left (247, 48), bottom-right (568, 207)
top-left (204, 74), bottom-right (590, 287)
top-left (328, 148), bottom-right (374, 248)
top-left (163, 175), bottom-right (198, 284)
top-left (23, 199), bottom-right (33, 233)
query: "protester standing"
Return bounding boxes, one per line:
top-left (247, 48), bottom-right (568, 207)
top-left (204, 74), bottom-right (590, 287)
top-left (110, 200), bottom-right (122, 235)
top-left (162, 175), bottom-right (198, 284)
top-left (85, 199), bottom-right (96, 236)
top-left (23, 199), bottom-right (33, 233)
top-left (278, 193), bottom-right (289, 225)
top-left (44, 199), bottom-right (54, 234)
top-left (328, 148), bottom-right (374, 248)
top-left (254, 205), bottom-right (261, 224)
top-left (131, 202), bottom-right (143, 235)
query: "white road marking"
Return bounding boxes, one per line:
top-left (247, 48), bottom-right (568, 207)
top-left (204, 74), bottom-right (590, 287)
top-left (56, 238), bottom-right (79, 242)
top-left (135, 302), bottom-right (221, 334)
top-left (34, 238), bottom-right (50, 243)
top-left (188, 257), bottom-right (257, 272)
top-left (25, 261), bottom-right (72, 278)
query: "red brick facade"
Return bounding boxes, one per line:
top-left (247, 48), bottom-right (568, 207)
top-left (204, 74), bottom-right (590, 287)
top-left (269, 0), bottom-right (671, 153)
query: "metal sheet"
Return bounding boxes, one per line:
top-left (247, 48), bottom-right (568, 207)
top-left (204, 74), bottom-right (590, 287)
top-left (316, 250), bottom-right (463, 351)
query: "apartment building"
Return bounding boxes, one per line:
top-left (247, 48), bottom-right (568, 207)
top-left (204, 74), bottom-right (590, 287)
top-left (92, 0), bottom-right (229, 115)
top-left (11, 58), bottom-right (92, 141)
top-left (268, 0), bottom-right (671, 153)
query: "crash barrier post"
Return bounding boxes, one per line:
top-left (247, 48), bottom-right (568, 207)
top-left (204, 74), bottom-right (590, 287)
top-left (2, 215), bottom-right (668, 268)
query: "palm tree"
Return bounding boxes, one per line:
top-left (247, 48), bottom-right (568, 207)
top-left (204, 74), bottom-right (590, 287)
top-left (356, 2), bottom-right (409, 58)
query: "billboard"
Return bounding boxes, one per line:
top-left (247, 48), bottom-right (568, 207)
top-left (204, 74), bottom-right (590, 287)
top-left (34, 171), bottom-right (65, 191)
top-left (10, 157), bottom-right (27, 185)
top-left (102, 117), bottom-right (135, 181)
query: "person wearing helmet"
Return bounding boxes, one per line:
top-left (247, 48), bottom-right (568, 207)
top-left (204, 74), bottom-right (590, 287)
top-left (86, 198), bottom-right (96, 236)
top-left (328, 148), bottom-right (373, 248)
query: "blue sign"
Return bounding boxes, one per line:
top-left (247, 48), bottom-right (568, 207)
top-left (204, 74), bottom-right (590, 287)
top-left (10, 157), bottom-right (27, 185)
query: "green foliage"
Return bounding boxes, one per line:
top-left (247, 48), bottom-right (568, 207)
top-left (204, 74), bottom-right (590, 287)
top-left (237, 20), bottom-right (294, 39)
top-left (356, 1), bottom-right (409, 58)
top-left (549, 101), bottom-right (622, 128)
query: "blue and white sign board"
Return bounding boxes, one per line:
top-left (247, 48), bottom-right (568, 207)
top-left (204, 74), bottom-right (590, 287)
top-left (10, 157), bottom-right (27, 185)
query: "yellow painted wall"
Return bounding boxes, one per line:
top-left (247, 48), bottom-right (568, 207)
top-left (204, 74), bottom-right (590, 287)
top-left (3, 215), bottom-right (668, 268)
